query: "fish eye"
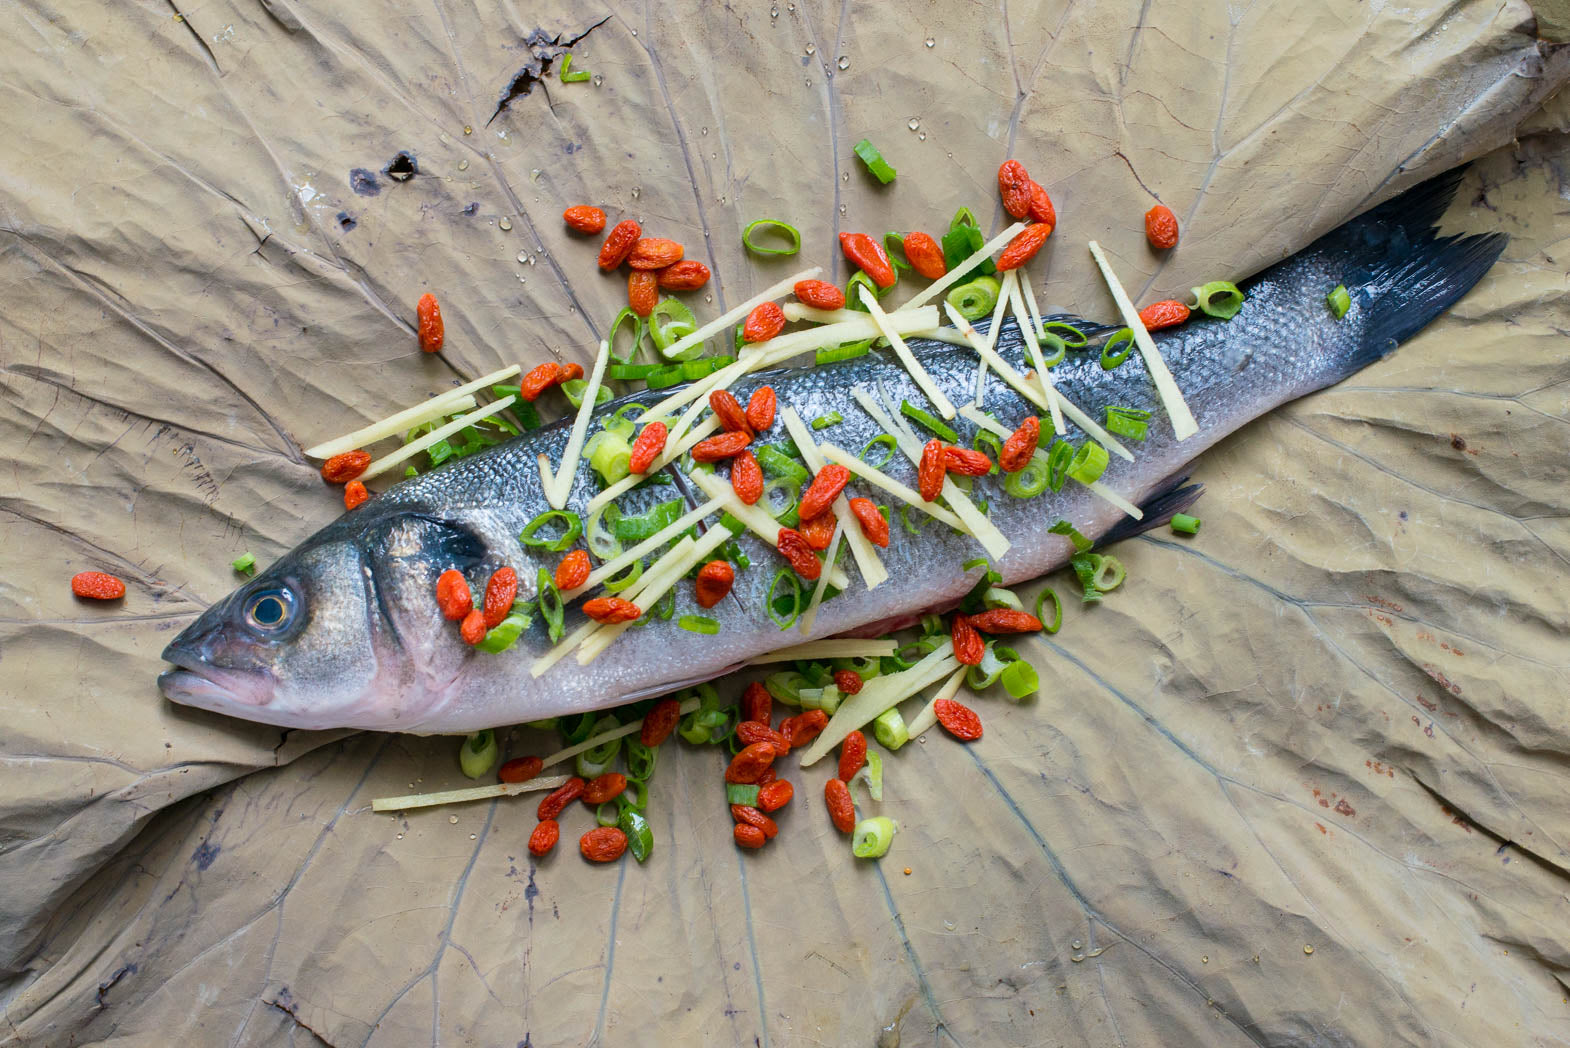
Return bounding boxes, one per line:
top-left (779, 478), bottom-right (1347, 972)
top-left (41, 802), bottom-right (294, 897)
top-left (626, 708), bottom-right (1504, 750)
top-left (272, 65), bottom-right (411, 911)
top-left (245, 588), bottom-right (295, 632)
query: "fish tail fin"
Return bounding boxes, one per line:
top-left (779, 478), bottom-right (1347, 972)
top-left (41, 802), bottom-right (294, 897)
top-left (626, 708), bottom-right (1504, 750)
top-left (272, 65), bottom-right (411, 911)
top-left (1098, 475), bottom-right (1204, 547)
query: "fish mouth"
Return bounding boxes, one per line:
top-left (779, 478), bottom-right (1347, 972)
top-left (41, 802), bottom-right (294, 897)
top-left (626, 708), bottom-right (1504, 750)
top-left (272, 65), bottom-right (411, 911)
top-left (158, 649), bottom-right (275, 710)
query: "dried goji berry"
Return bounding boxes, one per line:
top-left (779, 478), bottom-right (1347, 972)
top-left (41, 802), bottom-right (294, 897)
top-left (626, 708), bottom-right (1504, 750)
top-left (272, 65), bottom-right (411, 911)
top-left (742, 301), bottom-right (786, 343)
top-left (996, 222), bottom-right (1053, 271)
top-left (1144, 204), bottom-right (1179, 250)
top-left (824, 778), bottom-right (856, 833)
top-left (482, 565), bottom-right (518, 628)
top-left (966, 608), bottom-right (1044, 634)
top-left (998, 159), bottom-right (1034, 219)
top-left (629, 421), bottom-right (667, 474)
top-left (838, 232), bottom-right (896, 288)
top-left (598, 219), bottom-right (641, 269)
top-left (917, 439), bottom-right (945, 501)
top-left (741, 681), bottom-right (772, 725)
top-left (692, 431), bottom-right (752, 462)
top-left (999, 416), bottom-right (1040, 473)
top-left (734, 823), bottom-right (767, 849)
top-left (583, 597), bottom-right (641, 624)
top-left (656, 259), bottom-right (711, 290)
top-left (563, 205), bottom-right (606, 234)
top-left (942, 446), bottom-right (993, 476)
top-left (627, 237), bottom-right (684, 269)
top-left (460, 608), bottom-right (487, 645)
top-left (838, 730), bottom-right (868, 782)
top-left (934, 697), bottom-right (983, 741)
top-left (555, 549), bottom-right (591, 591)
top-left (951, 614), bottom-right (984, 666)
top-left (725, 742), bottom-right (778, 784)
top-left (798, 464), bottom-right (850, 522)
top-left (436, 569), bottom-right (473, 621)
top-left (70, 571), bottom-right (125, 600)
top-left (1027, 181), bottom-right (1056, 228)
top-left (779, 709), bottom-right (828, 748)
top-left (903, 231), bottom-right (947, 279)
top-left (561, 362), bottom-right (584, 382)
top-left (499, 755), bottom-right (543, 783)
top-left (694, 559), bottom-right (735, 609)
top-left (321, 450), bottom-right (370, 484)
top-left (580, 826), bottom-right (628, 862)
top-left (583, 772), bottom-right (628, 805)
top-left (793, 279), bottom-right (845, 310)
top-left (735, 720), bottom-right (790, 754)
top-left (799, 511), bottom-right (835, 552)
top-left (757, 779), bottom-right (793, 812)
top-left (833, 669), bottom-right (863, 696)
top-left (709, 389), bottom-right (754, 435)
top-left (628, 270), bottom-right (659, 318)
top-left (417, 292), bottom-right (444, 353)
top-left (847, 497), bottom-right (888, 548)
top-left (520, 361), bottom-right (565, 401)
top-left (641, 697), bottom-right (681, 746)
top-left (730, 449), bottom-right (763, 506)
top-left (755, 767), bottom-right (777, 786)
top-left (745, 386), bottom-right (776, 432)
top-left (529, 819), bottom-right (560, 857)
top-left (731, 805), bottom-right (779, 839)
top-left (1138, 299), bottom-right (1190, 331)
top-left (344, 480), bottom-right (369, 510)
top-left (537, 777), bottom-right (586, 820)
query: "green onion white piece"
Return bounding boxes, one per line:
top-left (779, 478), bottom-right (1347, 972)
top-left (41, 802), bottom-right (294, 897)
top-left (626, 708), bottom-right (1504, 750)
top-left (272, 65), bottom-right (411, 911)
top-left (1086, 241), bottom-right (1197, 441)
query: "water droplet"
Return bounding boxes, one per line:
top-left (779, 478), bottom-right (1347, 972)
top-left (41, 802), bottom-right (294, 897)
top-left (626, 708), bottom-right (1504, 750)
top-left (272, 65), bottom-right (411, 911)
top-left (592, 74), bottom-right (604, 87)
top-left (704, 294), bottom-right (713, 303)
top-left (710, 153), bottom-right (717, 160)
top-left (701, 126), bottom-right (709, 136)
top-left (530, 168), bottom-right (542, 181)
top-left (448, 815), bottom-right (459, 824)
top-left (907, 117), bottom-right (920, 131)
top-left (804, 43), bottom-right (815, 55)
top-left (1201, 955), bottom-right (1209, 964)
top-left (805, 78), bottom-right (812, 87)
top-left (1071, 939), bottom-right (1083, 950)
top-left (457, 159), bottom-right (469, 171)
top-left (837, 55), bottom-right (849, 70)
top-left (925, 36), bottom-right (936, 48)
top-left (1303, 945), bottom-right (1315, 955)
top-left (787, 3), bottom-right (795, 11)
top-left (943, 920), bottom-right (955, 931)
top-left (841, 171), bottom-right (850, 182)
top-left (526, 255), bottom-right (536, 265)
top-left (463, 125), bottom-right (473, 135)
top-left (1070, 952), bottom-right (1085, 963)
top-left (517, 251), bottom-right (529, 263)
top-left (395, 832), bottom-right (403, 839)
top-left (631, 186), bottom-right (641, 199)
top-left (917, 735), bottom-right (926, 744)
top-left (630, 28), bottom-right (637, 36)
top-left (918, 132), bottom-right (926, 140)
top-left (469, 833), bottom-right (477, 840)
top-left (1252, 955), bottom-right (1261, 964)
top-left (838, 204), bottom-right (846, 216)
top-left (770, 4), bottom-right (778, 17)
top-left (498, 217), bottom-right (512, 231)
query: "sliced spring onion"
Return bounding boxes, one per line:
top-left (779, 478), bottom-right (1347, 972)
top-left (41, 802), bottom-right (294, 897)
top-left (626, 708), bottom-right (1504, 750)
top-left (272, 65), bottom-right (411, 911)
top-left (1327, 285), bottom-right (1351, 319)
top-left (231, 552), bottom-right (256, 575)
top-left (816, 338), bottom-right (875, 365)
top-left (1171, 513), bottom-right (1202, 534)
top-left (764, 669), bottom-right (806, 706)
top-left (883, 232), bottom-right (911, 273)
top-left (1088, 241), bottom-right (1197, 442)
top-left (305, 364), bottom-right (520, 459)
top-left (761, 475), bottom-right (802, 522)
top-left (811, 411), bottom-right (844, 431)
top-left (726, 782), bottom-right (761, 806)
top-left (1000, 659), bottom-right (1039, 698)
top-left (586, 505), bottom-right (622, 559)
top-left (601, 559), bottom-right (644, 594)
top-left (618, 808), bottom-right (653, 862)
top-left (650, 299), bottom-right (701, 359)
top-left (1039, 321), bottom-right (1089, 348)
top-left (872, 707), bottom-right (909, 750)
top-left (520, 510), bottom-right (582, 551)
top-left (1094, 555), bottom-right (1126, 591)
top-left (946, 275), bottom-right (1000, 321)
top-left (967, 643), bottom-right (1010, 690)
top-left (594, 800), bottom-right (619, 827)
top-left (458, 730), bottom-right (499, 779)
top-left (743, 218), bottom-right (801, 256)
top-left (477, 606), bottom-right (533, 653)
top-left (1067, 442), bottom-right (1109, 485)
top-left (852, 816), bottom-right (897, 859)
top-left (363, 395), bottom-right (518, 480)
top-left (941, 223), bottom-right (989, 282)
top-left (859, 434), bottom-right (897, 468)
top-left (575, 714), bottom-right (622, 778)
top-left (562, 378), bottom-right (613, 409)
top-left (644, 355), bottom-right (737, 390)
top-left (537, 567), bottom-right (565, 642)
top-left (900, 399), bottom-right (959, 442)
top-left (625, 739), bottom-right (657, 782)
top-left (678, 614), bottom-right (720, 634)
top-left (797, 683), bottom-right (844, 714)
top-left (845, 270), bottom-right (890, 312)
top-left (1099, 327), bottom-right (1136, 370)
top-left (853, 138), bottom-right (897, 184)
top-left (1103, 405), bottom-right (1152, 441)
top-left (1035, 330), bottom-right (1068, 368)
top-left (1003, 452), bottom-right (1052, 498)
top-left (607, 306), bottom-right (645, 365)
top-left (851, 750), bottom-right (884, 802)
top-left (1035, 587), bottom-right (1063, 633)
top-left (1050, 519), bottom-right (1094, 553)
top-left (559, 53), bottom-right (591, 82)
top-left (767, 569), bottom-right (803, 630)
top-left (1045, 440), bottom-right (1073, 491)
top-left (608, 363), bottom-right (659, 380)
top-left (756, 445), bottom-right (811, 483)
top-left (585, 431), bottom-right (632, 485)
top-left (1069, 552), bottom-right (1102, 603)
top-left (1190, 280), bottom-right (1245, 320)
top-left (972, 430), bottom-right (1003, 472)
top-left (614, 498), bottom-right (684, 542)
top-left (983, 585), bottom-right (1022, 610)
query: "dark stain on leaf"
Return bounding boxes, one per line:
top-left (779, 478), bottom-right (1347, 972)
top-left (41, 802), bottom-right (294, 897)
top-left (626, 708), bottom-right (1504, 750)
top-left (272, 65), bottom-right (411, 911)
top-left (348, 168), bottom-right (380, 196)
top-left (192, 841), bottom-right (220, 870)
top-left (383, 151), bottom-right (418, 182)
top-left (489, 16), bottom-right (610, 125)
top-left (335, 211), bottom-right (356, 232)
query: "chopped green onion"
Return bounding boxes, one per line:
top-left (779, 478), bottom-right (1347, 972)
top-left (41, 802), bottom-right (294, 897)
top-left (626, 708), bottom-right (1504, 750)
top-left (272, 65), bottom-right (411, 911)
top-left (520, 510), bottom-right (582, 551)
top-left (1093, 555), bottom-right (1126, 592)
top-left (899, 504), bottom-right (923, 535)
top-left (816, 338), bottom-right (875, 365)
top-left (559, 53), bottom-right (591, 83)
top-left (851, 750), bottom-right (883, 801)
top-left (967, 643), bottom-right (1010, 689)
top-left (797, 684), bottom-right (843, 713)
top-left (537, 567), bottom-right (565, 642)
top-left (1035, 587), bottom-right (1063, 634)
top-left (608, 363), bottom-right (659, 380)
top-left (719, 511), bottom-right (747, 535)
top-left (558, 712), bottom-right (597, 745)
top-left (1067, 442), bottom-right (1109, 485)
top-left (650, 299), bottom-right (701, 360)
top-left (900, 399), bottom-right (958, 442)
top-left (614, 499), bottom-right (683, 541)
top-left (972, 430), bottom-right (1003, 473)
top-left (767, 570), bottom-right (802, 630)
top-left (1003, 453), bottom-right (1051, 498)
top-left (859, 434), bottom-right (897, 469)
top-left (883, 232), bottom-right (911, 273)
top-left (764, 670), bottom-right (806, 707)
top-left (1171, 513), bottom-right (1201, 535)
top-left (477, 606), bottom-right (533, 652)
top-left (950, 207), bottom-right (978, 230)
top-left (1035, 330), bottom-right (1068, 368)
top-left (961, 556), bottom-right (989, 573)
top-left (845, 270), bottom-right (891, 312)
top-left (602, 559), bottom-right (644, 593)
top-left (761, 475), bottom-right (801, 522)
top-left (231, 552), bottom-right (256, 575)
top-left (586, 505), bottom-right (622, 559)
top-left (575, 714), bottom-right (622, 778)
top-left (941, 222), bottom-right (993, 281)
top-left (811, 411), bottom-right (844, 431)
top-left (1099, 327), bottom-right (1136, 370)
top-left (625, 739), bottom-right (658, 782)
top-left (1045, 441), bottom-right (1074, 492)
top-left (946, 275), bottom-right (1000, 320)
top-left (756, 445), bottom-right (811, 483)
top-left (872, 707), bottom-right (909, 750)
top-left (562, 378), bottom-right (613, 409)
top-left (613, 402), bottom-right (647, 428)
top-left (1190, 280), bottom-right (1245, 320)
top-left (491, 386), bottom-right (544, 430)
top-left (458, 730), bottom-right (499, 780)
top-left (618, 808), bottom-right (653, 861)
top-left (1039, 321), bottom-right (1089, 348)
top-left (1000, 659), bottom-right (1039, 699)
top-left (678, 614), bottom-right (721, 634)
top-left (1049, 519), bottom-right (1093, 553)
top-left (1069, 552), bottom-right (1102, 604)
top-left (526, 717), bottom-right (559, 732)
top-left (851, 816), bottom-right (897, 859)
top-left (1327, 285), bottom-right (1351, 319)
top-left (983, 586), bottom-right (1022, 610)
top-left (726, 784), bottom-right (765, 811)
top-left (607, 307), bottom-right (645, 365)
top-left (743, 218), bottom-right (801, 256)
top-left (596, 800), bottom-right (620, 827)
top-left (585, 431), bottom-right (632, 486)
top-left (619, 776), bottom-right (649, 812)
top-left (647, 586), bottom-right (676, 622)
top-left (853, 138), bottom-right (897, 184)
top-left (1103, 405), bottom-right (1152, 442)
top-left (645, 365), bottom-right (685, 390)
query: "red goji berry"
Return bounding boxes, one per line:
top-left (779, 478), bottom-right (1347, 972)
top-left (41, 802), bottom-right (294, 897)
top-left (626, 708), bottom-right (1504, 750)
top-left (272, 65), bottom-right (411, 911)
top-left (561, 362), bottom-right (584, 382)
top-left (482, 565), bottom-right (518, 628)
top-left (734, 823), bottom-right (767, 849)
top-left (321, 450), bottom-right (370, 484)
top-left (755, 767), bottom-right (777, 786)
top-left (1144, 204), bottom-right (1179, 250)
top-left (709, 389), bottom-right (754, 435)
top-left (745, 386), bottom-right (777, 432)
top-left (942, 446), bottom-right (992, 476)
top-left (70, 571), bottom-right (125, 600)
top-left (1138, 299), bottom-right (1190, 331)
top-left (966, 608), bottom-right (1044, 634)
top-left (741, 681), bottom-right (772, 725)
top-left (344, 480), bottom-right (369, 510)
top-left (641, 697), bottom-right (681, 746)
top-left (529, 819), bottom-right (560, 857)
top-left (731, 805), bottom-right (779, 839)
top-left (824, 778), bottom-right (856, 833)
top-left (779, 709), bottom-right (828, 748)
top-left (934, 697), bottom-right (983, 741)
top-left (757, 779), bottom-right (793, 812)
top-left (694, 560), bottom-right (735, 609)
top-left (627, 237), bottom-right (684, 270)
top-left (903, 231), bottom-right (947, 279)
top-left (537, 777), bottom-right (586, 820)
top-left (918, 439), bottom-right (945, 501)
top-left (583, 597), bottom-right (640, 624)
top-left (735, 720), bottom-right (790, 754)
top-left (520, 362), bottom-right (565, 401)
top-left (656, 260), bottom-right (711, 290)
top-left (563, 205), bottom-right (606, 234)
top-left (459, 608), bottom-right (486, 645)
top-left (692, 431), bottom-right (752, 462)
top-left (725, 742), bottom-right (778, 784)
top-left (998, 159), bottom-right (1034, 219)
top-left (838, 730), bottom-right (868, 782)
top-left (628, 270), bottom-right (659, 318)
top-left (629, 421), bottom-right (667, 474)
top-left (730, 449), bottom-right (763, 506)
top-left (1027, 181), bottom-right (1056, 228)
top-left (951, 614), bottom-right (984, 666)
top-left (555, 549), bottom-right (591, 591)
top-left (583, 772), bottom-right (628, 805)
top-left (999, 416), bottom-right (1040, 473)
top-left (742, 302), bottom-right (786, 343)
top-left (833, 669), bottom-right (863, 696)
top-left (798, 464), bottom-right (850, 522)
top-left (499, 756), bottom-right (543, 784)
top-left (838, 232), bottom-right (896, 288)
top-left (598, 219), bottom-right (641, 269)
top-left (417, 292), bottom-right (444, 353)
top-left (996, 222), bottom-right (1053, 271)
top-left (793, 279), bottom-right (845, 310)
top-left (580, 826), bottom-right (628, 862)
top-left (799, 511), bottom-right (835, 552)
top-left (846, 497), bottom-right (888, 548)
top-left (435, 569), bottom-right (472, 621)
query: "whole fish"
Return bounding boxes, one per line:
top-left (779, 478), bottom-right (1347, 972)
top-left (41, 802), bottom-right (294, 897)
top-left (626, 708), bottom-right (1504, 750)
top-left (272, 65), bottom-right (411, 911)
top-left (159, 170), bottom-right (1503, 733)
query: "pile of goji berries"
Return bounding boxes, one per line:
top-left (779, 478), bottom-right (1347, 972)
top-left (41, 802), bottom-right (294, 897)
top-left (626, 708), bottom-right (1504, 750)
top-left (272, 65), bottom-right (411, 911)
top-left (565, 205), bottom-right (711, 319)
top-left (435, 565), bottom-right (518, 647)
top-left (724, 682), bottom-right (821, 848)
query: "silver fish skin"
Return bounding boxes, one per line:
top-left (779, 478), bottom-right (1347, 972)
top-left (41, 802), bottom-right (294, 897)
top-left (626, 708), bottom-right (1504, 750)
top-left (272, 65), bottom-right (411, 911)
top-left (158, 170), bottom-right (1503, 733)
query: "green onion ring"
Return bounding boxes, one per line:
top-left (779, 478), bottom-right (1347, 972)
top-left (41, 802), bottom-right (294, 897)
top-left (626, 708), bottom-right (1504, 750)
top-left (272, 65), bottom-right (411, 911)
top-left (1100, 328), bottom-right (1136, 370)
top-left (761, 476), bottom-right (801, 521)
top-left (1003, 453), bottom-right (1052, 498)
top-left (1045, 441), bottom-right (1074, 492)
top-left (946, 275), bottom-right (1000, 321)
top-left (845, 270), bottom-right (891, 312)
top-left (811, 411), bottom-right (844, 431)
top-left (618, 808), bottom-right (653, 862)
top-left (1039, 321), bottom-right (1089, 348)
top-left (1000, 659), bottom-right (1039, 698)
top-left (883, 231), bottom-right (911, 272)
top-left (1069, 552), bottom-right (1102, 604)
top-left (458, 730), bottom-right (499, 779)
top-left (1035, 586), bottom-right (1063, 633)
top-left (536, 567), bottom-right (565, 642)
top-left (651, 298), bottom-right (701, 360)
top-left (767, 570), bottom-right (802, 630)
top-left (1067, 442), bottom-right (1109, 485)
top-left (1103, 405), bottom-right (1152, 442)
top-left (1327, 285), bottom-right (1351, 319)
top-left (625, 739), bottom-right (658, 782)
top-left (852, 816), bottom-right (897, 859)
top-left (972, 430), bottom-right (1003, 474)
top-left (859, 434), bottom-right (897, 469)
top-left (1036, 330), bottom-right (1068, 368)
top-left (1171, 513), bottom-right (1201, 535)
top-left (950, 207), bottom-right (978, 231)
top-left (742, 218), bottom-right (802, 256)
top-left (595, 800), bottom-right (620, 827)
top-left (607, 306), bottom-right (645, 365)
top-left (602, 559), bottom-right (644, 594)
top-left (852, 139), bottom-right (897, 184)
top-left (520, 510), bottom-right (582, 551)
top-left (1093, 554), bottom-right (1126, 592)
top-left (561, 378), bottom-right (611, 409)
